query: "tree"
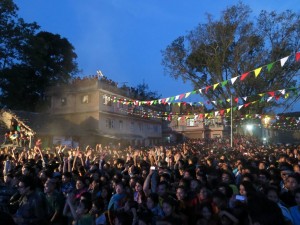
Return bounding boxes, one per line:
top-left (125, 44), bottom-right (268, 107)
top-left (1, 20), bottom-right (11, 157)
top-left (0, 0), bottom-right (38, 69)
top-left (162, 3), bottom-right (300, 114)
top-left (0, 0), bottom-right (79, 111)
top-left (0, 31), bottom-right (78, 111)
top-left (135, 81), bottom-right (161, 100)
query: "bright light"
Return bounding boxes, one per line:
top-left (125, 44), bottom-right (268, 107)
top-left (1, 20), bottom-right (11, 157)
top-left (246, 124), bottom-right (253, 131)
top-left (263, 137), bottom-right (266, 141)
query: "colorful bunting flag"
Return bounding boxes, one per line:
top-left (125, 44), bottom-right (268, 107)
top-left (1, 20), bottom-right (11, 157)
top-left (296, 52), bottom-right (300, 62)
top-left (280, 56), bottom-right (289, 67)
top-left (231, 77), bottom-right (238, 84)
top-left (254, 67), bottom-right (262, 78)
top-left (240, 72), bottom-right (250, 81)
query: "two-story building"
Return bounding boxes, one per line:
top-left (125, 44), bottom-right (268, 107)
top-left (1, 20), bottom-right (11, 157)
top-left (45, 78), bottom-right (162, 147)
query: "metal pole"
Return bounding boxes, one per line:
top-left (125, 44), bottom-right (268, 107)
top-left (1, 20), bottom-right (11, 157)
top-left (231, 95), bottom-right (233, 148)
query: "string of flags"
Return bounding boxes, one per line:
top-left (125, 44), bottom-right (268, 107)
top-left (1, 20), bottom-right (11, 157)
top-left (109, 52), bottom-right (300, 106)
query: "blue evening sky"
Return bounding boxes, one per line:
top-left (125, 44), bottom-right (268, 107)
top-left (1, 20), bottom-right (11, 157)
top-left (14, 0), bottom-right (300, 110)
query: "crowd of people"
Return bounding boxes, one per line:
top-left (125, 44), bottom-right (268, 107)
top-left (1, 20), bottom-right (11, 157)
top-left (2, 120), bottom-right (31, 148)
top-left (0, 135), bottom-right (300, 225)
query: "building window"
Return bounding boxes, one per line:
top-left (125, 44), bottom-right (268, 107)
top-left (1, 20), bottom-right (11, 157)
top-left (106, 118), bottom-right (114, 129)
top-left (153, 125), bottom-right (158, 132)
top-left (82, 95), bottom-right (89, 104)
top-left (61, 97), bottom-right (67, 106)
top-left (103, 94), bottom-right (112, 106)
top-left (187, 118), bottom-right (195, 126)
top-left (119, 120), bottom-right (123, 129)
top-left (138, 123), bottom-right (143, 131)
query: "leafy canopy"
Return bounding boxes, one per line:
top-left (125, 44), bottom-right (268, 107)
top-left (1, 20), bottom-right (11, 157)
top-left (162, 2), bottom-right (300, 113)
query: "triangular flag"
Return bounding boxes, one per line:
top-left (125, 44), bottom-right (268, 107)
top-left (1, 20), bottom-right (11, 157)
top-left (177, 117), bottom-right (181, 121)
top-left (268, 91), bottom-right (275, 97)
top-left (177, 102), bottom-right (181, 106)
top-left (231, 77), bottom-right (238, 84)
top-left (192, 90), bottom-right (197, 95)
top-left (199, 89), bottom-right (203, 94)
top-left (226, 98), bottom-right (231, 102)
top-left (238, 105), bottom-right (243, 110)
top-left (280, 56), bottom-right (289, 67)
top-left (215, 111), bottom-right (219, 116)
top-left (240, 72), bottom-right (250, 81)
top-left (205, 86), bottom-right (212, 93)
top-left (244, 103), bottom-right (251, 107)
top-left (279, 89), bottom-right (286, 95)
top-left (179, 94), bottom-right (185, 100)
top-left (165, 98), bottom-right (169, 102)
top-left (221, 80), bottom-right (228, 87)
top-left (213, 83), bottom-right (220, 90)
top-left (267, 96), bottom-right (273, 102)
top-left (234, 97), bottom-right (239, 103)
top-left (242, 97), bottom-right (248, 101)
top-left (169, 96), bottom-right (175, 102)
top-left (220, 110), bottom-right (225, 116)
top-left (226, 108), bottom-right (231, 113)
top-left (296, 52), bottom-right (300, 62)
top-left (254, 67), bottom-right (262, 77)
top-left (267, 62), bottom-right (275, 72)
top-left (185, 92), bottom-right (191, 98)
top-left (175, 95), bottom-right (180, 100)
top-left (212, 101), bottom-right (217, 105)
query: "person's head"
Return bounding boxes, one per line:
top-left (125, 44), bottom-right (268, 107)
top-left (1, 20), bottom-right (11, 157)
top-left (279, 164), bottom-right (293, 181)
top-left (218, 183), bottom-right (233, 199)
top-left (135, 178), bottom-right (143, 192)
top-left (285, 174), bottom-right (300, 192)
top-left (157, 181), bottom-right (168, 197)
top-left (257, 170), bottom-right (270, 185)
top-left (258, 161), bottom-right (266, 170)
top-left (200, 203), bottom-right (213, 220)
top-left (146, 193), bottom-right (159, 210)
top-left (18, 175), bottom-right (35, 195)
top-left (76, 177), bottom-right (86, 190)
top-left (115, 182), bottom-right (125, 194)
top-left (62, 172), bottom-right (72, 184)
top-left (266, 187), bottom-right (279, 203)
top-left (44, 178), bottom-right (56, 195)
top-left (199, 186), bottom-right (211, 201)
top-left (21, 164), bottom-right (32, 176)
top-left (190, 179), bottom-right (200, 192)
top-left (239, 181), bottom-right (256, 197)
top-left (162, 197), bottom-right (176, 217)
top-left (221, 171), bottom-right (233, 184)
top-left (176, 186), bottom-right (188, 201)
top-left (76, 199), bottom-right (92, 217)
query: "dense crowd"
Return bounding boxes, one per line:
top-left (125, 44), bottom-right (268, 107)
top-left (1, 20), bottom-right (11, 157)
top-left (0, 135), bottom-right (300, 225)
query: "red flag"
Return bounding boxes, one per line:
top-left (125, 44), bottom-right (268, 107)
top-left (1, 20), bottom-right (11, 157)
top-left (296, 52), bottom-right (300, 62)
top-left (268, 91), bottom-right (275, 97)
top-left (205, 86), bottom-right (212, 93)
top-left (240, 72), bottom-right (249, 81)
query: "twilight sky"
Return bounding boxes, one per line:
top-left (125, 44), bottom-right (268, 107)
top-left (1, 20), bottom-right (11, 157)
top-left (14, 0), bottom-right (300, 109)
